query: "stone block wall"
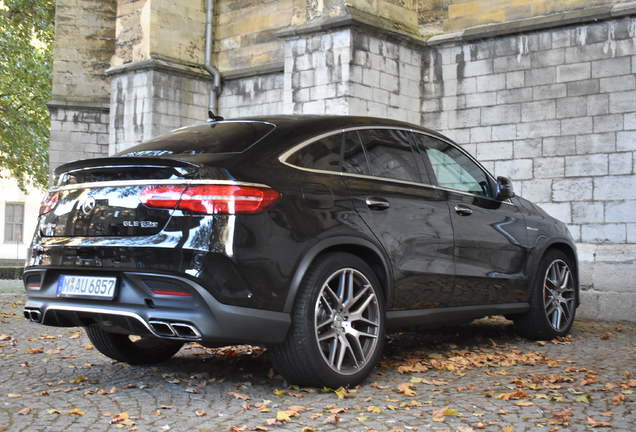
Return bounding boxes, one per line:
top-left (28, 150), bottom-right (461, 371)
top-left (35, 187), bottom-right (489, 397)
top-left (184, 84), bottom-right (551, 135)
top-left (51, 0), bottom-right (116, 103)
top-left (48, 105), bottom-right (110, 174)
top-left (48, 0), bottom-right (116, 176)
top-left (422, 17), bottom-right (636, 320)
top-left (348, 31), bottom-right (422, 125)
top-left (215, 0), bottom-right (293, 73)
top-left (219, 73), bottom-right (284, 118)
top-left (445, 0), bottom-right (633, 32)
top-left (109, 67), bottom-right (211, 153)
top-left (282, 27), bottom-right (422, 123)
top-left (111, 0), bottom-right (206, 67)
top-left (283, 29), bottom-right (353, 115)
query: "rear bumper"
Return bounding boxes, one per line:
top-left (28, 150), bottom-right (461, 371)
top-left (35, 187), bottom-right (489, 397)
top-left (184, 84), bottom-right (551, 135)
top-left (22, 269), bottom-right (290, 346)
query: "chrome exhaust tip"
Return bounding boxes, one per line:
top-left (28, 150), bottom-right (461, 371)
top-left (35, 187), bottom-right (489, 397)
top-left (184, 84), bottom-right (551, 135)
top-left (170, 323), bottom-right (201, 339)
top-left (148, 320), bottom-right (201, 340)
top-left (23, 308), bottom-right (42, 323)
top-left (148, 320), bottom-right (175, 337)
top-left (30, 310), bottom-right (42, 322)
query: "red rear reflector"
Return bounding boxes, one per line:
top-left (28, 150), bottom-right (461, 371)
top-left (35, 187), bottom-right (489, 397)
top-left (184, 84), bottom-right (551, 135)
top-left (152, 289), bottom-right (192, 297)
top-left (26, 283), bottom-right (41, 290)
top-left (39, 192), bottom-right (59, 216)
top-left (141, 184), bottom-right (279, 215)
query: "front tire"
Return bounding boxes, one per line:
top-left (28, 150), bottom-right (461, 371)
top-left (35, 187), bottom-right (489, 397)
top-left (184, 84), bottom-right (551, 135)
top-left (271, 252), bottom-right (385, 387)
top-left (514, 249), bottom-right (577, 340)
top-left (86, 326), bottom-right (184, 365)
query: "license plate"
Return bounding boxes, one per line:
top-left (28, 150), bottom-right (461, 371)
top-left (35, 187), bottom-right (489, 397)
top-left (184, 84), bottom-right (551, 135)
top-left (56, 275), bottom-right (117, 300)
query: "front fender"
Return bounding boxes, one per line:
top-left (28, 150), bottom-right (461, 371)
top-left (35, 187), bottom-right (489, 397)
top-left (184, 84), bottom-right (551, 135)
top-left (525, 235), bottom-right (579, 305)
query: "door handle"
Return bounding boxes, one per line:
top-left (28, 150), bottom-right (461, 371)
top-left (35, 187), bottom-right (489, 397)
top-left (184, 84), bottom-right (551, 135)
top-left (365, 197), bottom-right (390, 210)
top-left (454, 205), bottom-right (473, 216)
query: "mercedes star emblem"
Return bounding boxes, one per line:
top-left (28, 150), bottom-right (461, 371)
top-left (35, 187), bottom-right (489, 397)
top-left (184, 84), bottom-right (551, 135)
top-left (79, 195), bottom-right (96, 215)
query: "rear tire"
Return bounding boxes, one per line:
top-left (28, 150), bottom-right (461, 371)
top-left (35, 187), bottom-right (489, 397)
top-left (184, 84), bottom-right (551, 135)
top-left (86, 326), bottom-right (184, 365)
top-left (514, 249), bottom-right (577, 340)
top-left (271, 252), bottom-right (385, 387)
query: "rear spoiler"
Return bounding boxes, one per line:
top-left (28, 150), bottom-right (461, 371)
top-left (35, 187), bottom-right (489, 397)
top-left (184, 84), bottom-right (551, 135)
top-left (54, 157), bottom-right (200, 176)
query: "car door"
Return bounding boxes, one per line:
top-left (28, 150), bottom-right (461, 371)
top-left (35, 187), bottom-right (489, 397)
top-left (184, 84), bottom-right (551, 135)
top-left (412, 132), bottom-right (529, 306)
top-left (340, 128), bottom-right (456, 310)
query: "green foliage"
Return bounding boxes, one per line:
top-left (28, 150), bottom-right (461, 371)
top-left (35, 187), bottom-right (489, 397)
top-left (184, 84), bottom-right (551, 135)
top-left (0, 0), bottom-right (55, 190)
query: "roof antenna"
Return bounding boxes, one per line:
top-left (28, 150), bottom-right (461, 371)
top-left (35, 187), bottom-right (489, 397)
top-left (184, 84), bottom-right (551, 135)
top-left (208, 110), bottom-right (224, 122)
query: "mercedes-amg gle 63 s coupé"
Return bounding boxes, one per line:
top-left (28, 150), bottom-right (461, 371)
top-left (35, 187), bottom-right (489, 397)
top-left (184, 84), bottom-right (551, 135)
top-left (24, 116), bottom-right (579, 387)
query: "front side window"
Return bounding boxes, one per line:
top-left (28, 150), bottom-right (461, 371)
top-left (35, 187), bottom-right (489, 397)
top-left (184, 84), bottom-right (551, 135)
top-left (414, 133), bottom-right (492, 197)
top-left (357, 129), bottom-right (421, 183)
top-left (4, 202), bottom-right (24, 242)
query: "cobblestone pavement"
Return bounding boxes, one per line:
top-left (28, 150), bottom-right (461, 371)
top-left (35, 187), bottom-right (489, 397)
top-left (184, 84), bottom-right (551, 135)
top-left (1, 293), bottom-right (634, 432)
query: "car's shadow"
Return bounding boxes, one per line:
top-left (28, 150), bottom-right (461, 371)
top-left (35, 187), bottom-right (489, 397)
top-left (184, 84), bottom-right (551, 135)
top-left (140, 317), bottom-right (525, 385)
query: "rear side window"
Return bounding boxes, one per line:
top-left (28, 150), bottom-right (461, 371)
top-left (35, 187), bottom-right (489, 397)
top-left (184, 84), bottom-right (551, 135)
top-left (357, 129), bottom-right (421, 183)
top-left (117, 121), bottom-right (275, 157)
top-left (286, 132), bottom-right (371, 175)
top-left (341, 132), bottom-right (369, 175)
top-left (286, 134), bottom-right (341, 172)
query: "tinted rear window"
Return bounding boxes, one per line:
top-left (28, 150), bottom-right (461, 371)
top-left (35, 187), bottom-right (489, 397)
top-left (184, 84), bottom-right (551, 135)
top-left (117, 121), bottom-right (275, 157)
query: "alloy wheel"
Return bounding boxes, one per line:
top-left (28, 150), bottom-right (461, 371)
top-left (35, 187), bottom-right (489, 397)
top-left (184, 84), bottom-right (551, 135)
top-left (542, 259), bottom-right (576, 332)
top-left (314, 268), bottom-right (380, 375)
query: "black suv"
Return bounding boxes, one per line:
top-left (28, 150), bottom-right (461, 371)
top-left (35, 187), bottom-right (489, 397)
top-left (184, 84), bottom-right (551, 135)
top-left (24, 116), bottom-right (579, 387)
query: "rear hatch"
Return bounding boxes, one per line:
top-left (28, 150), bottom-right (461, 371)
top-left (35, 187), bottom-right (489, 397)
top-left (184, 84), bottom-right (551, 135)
top-left (40, 158), bottom-right (199, 237)
top-left (39, 120), bottom-right (276, 238)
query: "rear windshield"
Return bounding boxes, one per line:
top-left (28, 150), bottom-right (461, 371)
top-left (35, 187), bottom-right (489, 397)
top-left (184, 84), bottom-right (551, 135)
top-left (116, 121), bottom-right (275, 157)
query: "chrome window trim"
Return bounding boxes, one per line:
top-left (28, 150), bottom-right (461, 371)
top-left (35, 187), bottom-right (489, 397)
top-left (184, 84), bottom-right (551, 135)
top-left (278, 125), bottom-right (514, 206)
top-left (49, 179), bottom-right (272, 192)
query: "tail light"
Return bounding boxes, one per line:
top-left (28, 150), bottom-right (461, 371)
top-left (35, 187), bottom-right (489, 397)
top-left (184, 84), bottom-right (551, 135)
top-left (140, 186), bottom-right (183, 209)
top-left (141, 184), bottom-right (280, 215)
top-left (39, 192), bottom-right (59, 216)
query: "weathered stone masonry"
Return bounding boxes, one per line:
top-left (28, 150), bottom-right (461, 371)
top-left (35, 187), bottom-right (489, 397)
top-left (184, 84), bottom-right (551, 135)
top-left (280, 27), bottom-right (422, 124)
top-left (48, 105), bottom-right (110, 168)
top-left (219, 72), bottom-right (284, 118)
top-left (47, 0), bottom-right (116, 177)
top-left (107, 62), bottom-right (212, 153)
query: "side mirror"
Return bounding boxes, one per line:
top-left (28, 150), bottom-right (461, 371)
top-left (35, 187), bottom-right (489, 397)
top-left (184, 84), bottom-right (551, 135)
top-left (496, 176), bottom-right (515, 200)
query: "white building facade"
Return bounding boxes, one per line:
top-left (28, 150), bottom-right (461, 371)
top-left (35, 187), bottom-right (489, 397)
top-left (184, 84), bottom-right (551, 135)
top-left (0, 175), bottom-right (44, 265)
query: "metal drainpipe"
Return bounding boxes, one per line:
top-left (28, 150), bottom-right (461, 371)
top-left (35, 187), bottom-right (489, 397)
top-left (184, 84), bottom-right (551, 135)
top-left (204, 0), bottom-right (222, 115)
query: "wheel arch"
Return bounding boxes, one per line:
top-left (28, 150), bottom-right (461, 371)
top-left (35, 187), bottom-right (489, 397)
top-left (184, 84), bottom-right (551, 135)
top-left (283, 237), bottom-right (393, 313)
top-left (537, 240), bottom-right (580, 306)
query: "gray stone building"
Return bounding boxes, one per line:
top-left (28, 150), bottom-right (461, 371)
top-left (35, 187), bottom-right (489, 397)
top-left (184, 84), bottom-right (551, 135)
top-left (49, 0), bottom-right (635, 321)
